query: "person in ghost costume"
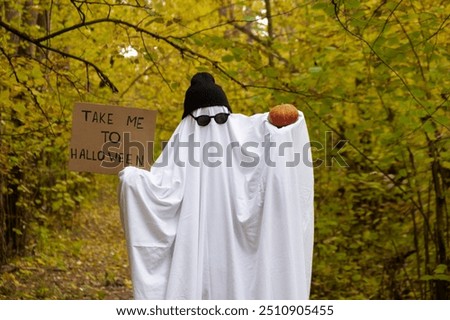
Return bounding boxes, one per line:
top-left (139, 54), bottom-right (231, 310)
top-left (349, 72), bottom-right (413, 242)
top-left (118, 72), bottom-right (314, 300)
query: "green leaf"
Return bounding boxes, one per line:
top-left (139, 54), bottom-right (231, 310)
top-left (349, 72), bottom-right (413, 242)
top-left (12, 228), bottom-right (23, 236)
top-left (144, 17), bottom-right (165, 26)
top-left (244, 15), bottom-right (256, 22)
top-left (421, 274), bottom-right (450, 282)
top-left (410, 86), bottom-right (426, 99)
top-left (312, 2), bottom-right (330, 11)
top-left (170, 82), bottom-right (180, 90)
top-left (221, 54), bottom-right (234, 62)
top-left (309, 66), bottom-right (322, 73)
top-left (345, 0), bottom-right (360, 9)
top-left (434, 264), bottom-right (448, 274)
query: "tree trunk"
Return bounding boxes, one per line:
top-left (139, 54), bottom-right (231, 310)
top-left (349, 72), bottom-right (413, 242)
top-left (431, 149), bottom-right (448, 299)
top-left (0, 0), bottom-right (48, 265)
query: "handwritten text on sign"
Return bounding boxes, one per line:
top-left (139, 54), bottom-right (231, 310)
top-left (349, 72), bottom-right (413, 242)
top-left (69, 102), bottom-right (157, 174)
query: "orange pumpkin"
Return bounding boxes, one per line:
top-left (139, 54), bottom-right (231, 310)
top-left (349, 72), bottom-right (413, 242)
top-left (268, 104), bottom-right (299, 128)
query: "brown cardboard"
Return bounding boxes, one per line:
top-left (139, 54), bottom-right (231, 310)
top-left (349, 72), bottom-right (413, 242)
top-left (69, 102), bottom-right (157, 174)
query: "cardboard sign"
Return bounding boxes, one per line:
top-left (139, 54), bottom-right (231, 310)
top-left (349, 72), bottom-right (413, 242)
top-left (69, 102), bottom-right (157, 174)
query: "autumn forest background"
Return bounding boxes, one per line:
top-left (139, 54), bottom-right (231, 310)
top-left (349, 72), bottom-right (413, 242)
top-left (0, 0), bottom-right (449, 299)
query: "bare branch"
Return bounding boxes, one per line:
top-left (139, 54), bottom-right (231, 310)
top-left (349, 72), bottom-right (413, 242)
top-left (300, 95), bottom-right (432, 229)
top-left (330, 0), bottom-right (449, 132)
top-left (0, 20), bottom-right (118, 93)
top-left (0, 19), bottom-right (118, 93)
top-left (264, 0), bottom-right (274, 66)
top-left (424, 13), bottom-right (450, 43)
top-left (70, 0), bottom-right (86, 23)
top-left (371, 0), bottom-right (403, 47)
top-left (0, 46), bottom-right (55, 135)
top-left (229, 22), bottom-right (291, 67)
top-left (393, 12), bottom-right (426, 82)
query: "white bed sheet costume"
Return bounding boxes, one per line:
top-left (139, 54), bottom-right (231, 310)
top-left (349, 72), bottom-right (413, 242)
top-left (118, 73), bottom-right (314, 300)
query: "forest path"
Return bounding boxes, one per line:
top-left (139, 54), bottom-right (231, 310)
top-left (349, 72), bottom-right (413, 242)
top-left (0, 177), bottom-right (133, 299)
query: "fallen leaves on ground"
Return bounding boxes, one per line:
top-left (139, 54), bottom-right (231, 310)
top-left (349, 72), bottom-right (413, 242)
top-left (0, 181), bottom-right (133, 300)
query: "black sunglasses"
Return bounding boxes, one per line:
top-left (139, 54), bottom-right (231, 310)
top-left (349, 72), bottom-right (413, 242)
top-left (190, 113), bottom-right (230, 126)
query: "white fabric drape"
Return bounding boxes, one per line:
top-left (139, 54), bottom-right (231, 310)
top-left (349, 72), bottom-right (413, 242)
top-left (119, 106), bottom-right (314, 299)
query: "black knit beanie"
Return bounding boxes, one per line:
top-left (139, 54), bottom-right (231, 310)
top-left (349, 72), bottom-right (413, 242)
top-left (182, 72), bottom-right (231, 119)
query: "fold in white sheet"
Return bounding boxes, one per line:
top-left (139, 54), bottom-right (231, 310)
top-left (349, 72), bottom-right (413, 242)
top-left (119, 106), bottom-right (314, 299)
